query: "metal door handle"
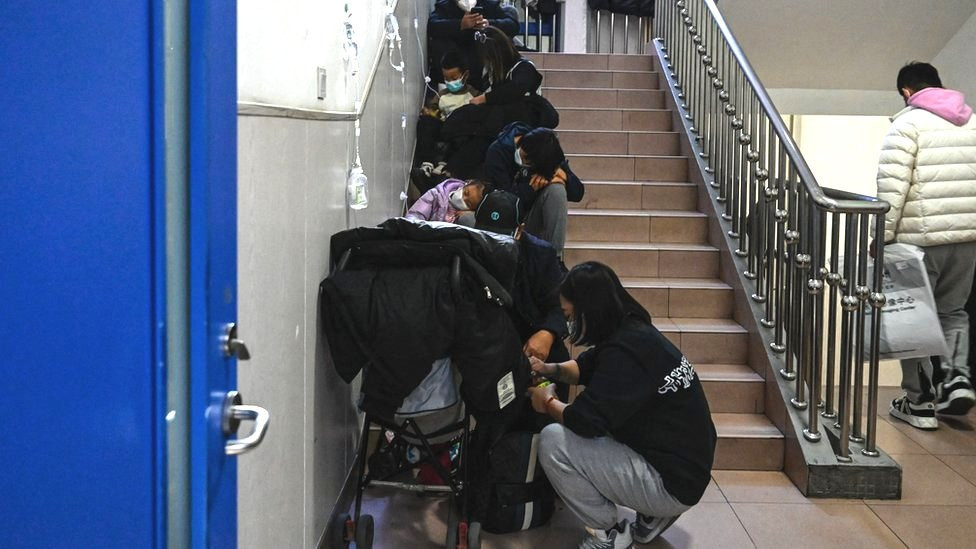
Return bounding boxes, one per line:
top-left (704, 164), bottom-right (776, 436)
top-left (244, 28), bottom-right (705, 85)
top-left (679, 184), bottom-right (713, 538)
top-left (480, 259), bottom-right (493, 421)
top-left (222, 391), bottom-right (270, 455)
top-left (222, 322), bottom-right (251, 360)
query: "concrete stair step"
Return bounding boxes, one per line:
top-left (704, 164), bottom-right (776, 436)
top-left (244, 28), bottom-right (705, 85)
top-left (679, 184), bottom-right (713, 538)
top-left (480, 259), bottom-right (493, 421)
top-left (567, 209), bottom-right (708, 244)
top-left (713, 413), bottom-right (784, 471)
top-left (543, 87), bottom-right (665, 109)
top-left (567, 153), bottom-right (688, 182)
top-left (564, 240), bottom-right (719, 281)
top-left (698, 363), bottom-right (765, 414)
top-left (526, 52), bottom-right (655, 71)
top-left (617, 276), bottom-right (734, 319)
top-left (540, 69), bottom-right (660, 90)
top-left (558, 107), bottom-right (671, 131)
top-left (575, 181), bottom-right (698, 211)
top-left (557, 129), bottom-right (679, 156)
top-left (656, 317), bottom-right (749, 365)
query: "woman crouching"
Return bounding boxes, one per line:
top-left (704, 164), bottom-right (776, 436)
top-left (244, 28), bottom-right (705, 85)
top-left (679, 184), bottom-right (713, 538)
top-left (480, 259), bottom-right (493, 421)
top-left (527, 261), bottom-right (717, 549)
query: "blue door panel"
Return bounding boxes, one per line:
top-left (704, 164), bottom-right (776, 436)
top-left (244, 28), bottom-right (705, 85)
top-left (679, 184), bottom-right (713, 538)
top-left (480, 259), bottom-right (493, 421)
top-left (0, 2), bottom-right (158, 548)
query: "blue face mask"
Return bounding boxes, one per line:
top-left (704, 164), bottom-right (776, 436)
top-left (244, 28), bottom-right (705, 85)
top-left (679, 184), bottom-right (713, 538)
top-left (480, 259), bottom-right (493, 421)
top-left (445, 79), bottom-right (464, 93)
top-left (514, 146), bottom-right (525, 167)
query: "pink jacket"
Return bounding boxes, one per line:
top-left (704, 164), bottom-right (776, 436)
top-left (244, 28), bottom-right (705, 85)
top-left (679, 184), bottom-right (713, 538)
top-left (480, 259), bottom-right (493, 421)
top-left (406, 178), bottom-right (466, 223)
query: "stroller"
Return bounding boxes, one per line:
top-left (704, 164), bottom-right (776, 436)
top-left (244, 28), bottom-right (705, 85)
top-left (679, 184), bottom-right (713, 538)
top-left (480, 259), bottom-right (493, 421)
top-left (320, 219), bottom-right (531, 549)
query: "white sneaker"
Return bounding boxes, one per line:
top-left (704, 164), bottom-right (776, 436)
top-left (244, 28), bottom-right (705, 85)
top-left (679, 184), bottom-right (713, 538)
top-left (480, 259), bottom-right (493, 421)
top-left (936, 375), bottom-right (976, 415)
top-left (578, 521), bottom-right (633, 549)
top-left (419, 161), bottom-right (434, 177)
top-left (889, 395), bottom-right (938, 430)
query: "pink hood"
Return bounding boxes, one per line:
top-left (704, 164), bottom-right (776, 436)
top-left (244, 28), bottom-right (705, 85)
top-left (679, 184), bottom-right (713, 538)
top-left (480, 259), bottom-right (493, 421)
top-left (908, 88), bottom-right (973, 126)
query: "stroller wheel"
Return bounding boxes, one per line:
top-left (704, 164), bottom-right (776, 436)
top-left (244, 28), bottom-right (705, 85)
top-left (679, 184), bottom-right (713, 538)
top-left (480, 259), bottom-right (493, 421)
top-left (355, 514), bottom-right (374, 549)
top-left (467, 521), bottom-right (481, 549)
top-left (445, 503), bottom-right (459, 549)
top-left (332, 513), bottom-right (351, 547)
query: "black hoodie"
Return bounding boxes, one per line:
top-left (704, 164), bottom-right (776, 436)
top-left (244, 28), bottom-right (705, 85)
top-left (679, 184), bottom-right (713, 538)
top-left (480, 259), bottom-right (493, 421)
top-left (563, 319), bottom-right (717, 506)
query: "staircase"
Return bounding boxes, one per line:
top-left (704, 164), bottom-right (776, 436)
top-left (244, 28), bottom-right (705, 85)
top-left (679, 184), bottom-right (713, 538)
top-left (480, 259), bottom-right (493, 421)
top-left (528, 52), bottom-right (783, 471)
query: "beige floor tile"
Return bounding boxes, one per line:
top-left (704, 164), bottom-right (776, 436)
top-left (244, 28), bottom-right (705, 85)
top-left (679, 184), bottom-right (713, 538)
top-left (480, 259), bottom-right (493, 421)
top-left (873, 454), bottom-right (976, 506)
top-left (937, 455), bottom-right (976, 487)
top-left (869, 504), bottom-right (976, 549)
top-left (643, 502), bottom-right (755, 548)
top-left (712, 471), bottom-right (809, 504)
top-left (874, 418), bottom-right (929, 455)
top-left (888, 418), bottom-right (976, 456)
top-left (731, 502), bottom-right (904, 549)
top-left (700, 478), bottom-right (727, 503)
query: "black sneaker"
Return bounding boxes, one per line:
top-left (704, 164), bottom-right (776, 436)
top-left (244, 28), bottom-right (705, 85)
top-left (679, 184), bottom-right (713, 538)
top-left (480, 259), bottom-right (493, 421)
top-left (631, 513), bottom-right (681, 544)
top-left (578, 521), bottom-right (633, 549)
top-left (889, 395), bottom-right (938, 430)
top-left (936, 374), bottom-right (976, 415)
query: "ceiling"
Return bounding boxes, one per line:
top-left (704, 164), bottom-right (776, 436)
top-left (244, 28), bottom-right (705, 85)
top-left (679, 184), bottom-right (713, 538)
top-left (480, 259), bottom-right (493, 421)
top-left (718, 0), bottom-right (976, 91)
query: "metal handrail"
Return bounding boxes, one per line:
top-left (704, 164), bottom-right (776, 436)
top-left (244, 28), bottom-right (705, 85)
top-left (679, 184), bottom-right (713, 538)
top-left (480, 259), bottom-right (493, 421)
top-left (654, 0), bottom-right (890, 462)
top-left (700, 1), bottom-right (886, 216)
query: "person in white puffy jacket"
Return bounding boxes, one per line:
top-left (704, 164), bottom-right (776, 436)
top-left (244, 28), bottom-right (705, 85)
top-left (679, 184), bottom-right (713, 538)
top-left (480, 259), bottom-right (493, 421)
top-left (877, 62), bottom-right (976, 430)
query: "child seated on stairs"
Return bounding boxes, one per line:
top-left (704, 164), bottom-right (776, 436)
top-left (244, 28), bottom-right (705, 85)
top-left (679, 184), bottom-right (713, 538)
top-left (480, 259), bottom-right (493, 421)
top-left (406, 178), bottom-right (487, 227)
top-left (414, 49), bottom-right (480, 183)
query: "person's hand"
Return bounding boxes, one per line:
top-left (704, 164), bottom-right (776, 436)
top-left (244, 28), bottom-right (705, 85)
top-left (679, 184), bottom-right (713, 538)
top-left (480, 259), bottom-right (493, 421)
top-left (529, 174), bottom-right (551, 190)
top-left (551, 167), bottom-right (568, 184)
top-left (460, 13), bottom-right (486, 30)
top-left (524, 330), bottom-right (554, 361)
top-left (469, 94), bottom-right (486, 105)
top-left (529, 355), bottom-right (556, 379)
top-left (528, 383), bottom-right (557, 414)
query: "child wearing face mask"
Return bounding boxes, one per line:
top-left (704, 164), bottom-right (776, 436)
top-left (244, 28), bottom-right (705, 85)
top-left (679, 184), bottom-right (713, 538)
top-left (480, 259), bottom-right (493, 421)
top-left (413, 50), bottom-right (481, 183)
top-left (406, 178), bottom-right (488, 226)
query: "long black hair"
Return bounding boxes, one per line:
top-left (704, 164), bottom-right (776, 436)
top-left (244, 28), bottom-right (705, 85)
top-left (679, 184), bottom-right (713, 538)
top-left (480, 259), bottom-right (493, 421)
top-left (560, 261), bottom-right (651, 347)
top-left (475, 26), bottom-right (520, 87)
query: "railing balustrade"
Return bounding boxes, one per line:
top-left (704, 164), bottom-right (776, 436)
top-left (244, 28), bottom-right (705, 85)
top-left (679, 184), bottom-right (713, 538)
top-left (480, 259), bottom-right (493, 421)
top-left (654, 0), bottom-right (890, 460)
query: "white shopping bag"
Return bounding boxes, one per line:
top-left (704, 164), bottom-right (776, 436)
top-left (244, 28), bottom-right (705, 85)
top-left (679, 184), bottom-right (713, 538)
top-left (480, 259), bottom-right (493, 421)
top-left (865, 243), bottom-right (949, 360)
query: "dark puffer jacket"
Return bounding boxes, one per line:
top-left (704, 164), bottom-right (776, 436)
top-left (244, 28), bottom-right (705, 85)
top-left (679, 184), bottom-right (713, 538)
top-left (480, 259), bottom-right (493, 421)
top-left (320, 219), bottom-right (531, 422)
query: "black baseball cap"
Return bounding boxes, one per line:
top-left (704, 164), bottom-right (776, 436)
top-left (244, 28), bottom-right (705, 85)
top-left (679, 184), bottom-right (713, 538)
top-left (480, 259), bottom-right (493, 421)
top-left (474, 190), bottom-right (520, 235)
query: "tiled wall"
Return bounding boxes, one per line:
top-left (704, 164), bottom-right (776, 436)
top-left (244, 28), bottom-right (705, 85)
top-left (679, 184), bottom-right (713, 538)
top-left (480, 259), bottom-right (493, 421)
top-left (236, 1), bottom-right (427, 546)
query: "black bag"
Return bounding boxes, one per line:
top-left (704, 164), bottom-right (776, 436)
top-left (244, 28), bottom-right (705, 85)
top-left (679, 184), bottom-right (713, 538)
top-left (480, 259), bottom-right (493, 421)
top-left (481, 430), bottom-right (555, 534)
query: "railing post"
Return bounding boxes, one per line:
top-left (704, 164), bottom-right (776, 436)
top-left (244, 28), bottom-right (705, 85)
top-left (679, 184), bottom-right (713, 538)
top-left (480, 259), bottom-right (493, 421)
top-left (863, 217), bottom-right (886, 457)
top-left (837, 213), bottom-right (858, 461)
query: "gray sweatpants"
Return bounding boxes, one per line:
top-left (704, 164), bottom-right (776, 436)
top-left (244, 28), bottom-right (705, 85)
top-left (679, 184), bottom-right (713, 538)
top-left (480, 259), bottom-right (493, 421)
top-left (901, 242), bottom-right (976, 402)
top-left (524, 183), bottom-right (567, 256)
top-left (537, 423), bottom-right (690, 529)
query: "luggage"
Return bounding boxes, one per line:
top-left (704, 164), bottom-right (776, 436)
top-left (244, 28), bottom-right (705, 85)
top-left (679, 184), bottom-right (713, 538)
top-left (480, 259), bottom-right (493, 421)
top-left (481, 430), bottom-right (555, 533)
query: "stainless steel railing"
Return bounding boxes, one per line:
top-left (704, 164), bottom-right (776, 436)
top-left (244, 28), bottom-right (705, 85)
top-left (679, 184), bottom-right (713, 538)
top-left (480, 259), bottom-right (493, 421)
top-left (654, 0), bottom-right (890, 461)
top-left (514, 0), bottom-right (562, 52)
top-left (589, 10), bottom-right (652, 54)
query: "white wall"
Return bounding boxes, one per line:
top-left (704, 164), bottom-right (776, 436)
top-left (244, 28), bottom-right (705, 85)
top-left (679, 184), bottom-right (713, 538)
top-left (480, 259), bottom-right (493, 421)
top-left (236, 1), bottom-right (428, 546)
top-left (934, 8), bottom-right (976, 104)
top-left (239, 0), bottom-right (432, 112)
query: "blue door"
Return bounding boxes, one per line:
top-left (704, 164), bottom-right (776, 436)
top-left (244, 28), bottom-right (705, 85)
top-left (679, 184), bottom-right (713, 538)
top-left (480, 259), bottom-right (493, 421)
top-left (0, 2), bottom-right (253, 547)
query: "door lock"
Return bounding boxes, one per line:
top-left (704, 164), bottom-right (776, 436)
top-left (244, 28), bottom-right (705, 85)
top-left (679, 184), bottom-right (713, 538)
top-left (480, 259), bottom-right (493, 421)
top-left (221, 391), bottom-right (270, 455)
top-left (222, 322), bottom-right (251, 360)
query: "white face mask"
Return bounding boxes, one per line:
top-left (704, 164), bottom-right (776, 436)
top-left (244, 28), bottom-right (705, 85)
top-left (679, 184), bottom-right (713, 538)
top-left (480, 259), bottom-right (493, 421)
top-left (449, 188), bottom-right (468, 211)
top-left (456, 0), bottom-right (477, 12)
top-left (514, 146), bottom-right (525, 167)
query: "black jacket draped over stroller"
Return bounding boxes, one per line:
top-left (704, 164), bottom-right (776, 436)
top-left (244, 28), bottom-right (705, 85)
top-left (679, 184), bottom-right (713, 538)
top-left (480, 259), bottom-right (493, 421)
top-left (320, 218), bottom-right (532, 423)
